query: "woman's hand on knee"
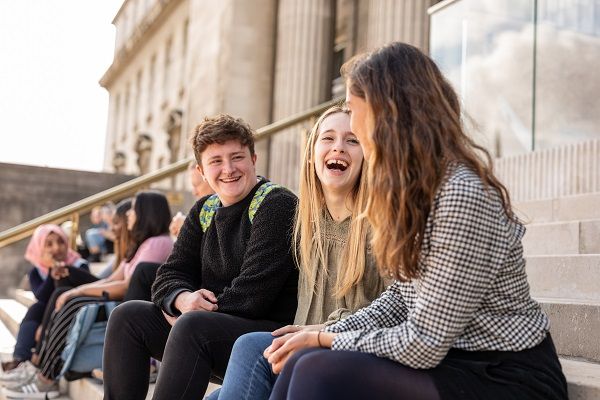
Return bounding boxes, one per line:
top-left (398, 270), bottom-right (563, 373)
top-left (264, 331), bottom-right (319, 374)
top-left (271, 323), bottom-right (325, 337)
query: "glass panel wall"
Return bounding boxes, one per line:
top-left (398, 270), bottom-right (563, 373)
top-left (430, 0), bottom-right (600, 156)
top-left (535, 0), bottom-right (600, 149)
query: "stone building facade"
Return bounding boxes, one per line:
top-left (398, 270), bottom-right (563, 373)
top-left (101, 0), bottom-right (439, 190)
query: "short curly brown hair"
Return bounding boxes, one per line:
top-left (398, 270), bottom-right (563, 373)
top-left (191, 114), bottom-right (256, 163)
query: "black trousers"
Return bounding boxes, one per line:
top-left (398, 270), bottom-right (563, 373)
top-left (270, 348), bottom-right (440, 400)
top-left (36, 267), bottom-right (98, 354)
top-left (123, 262), bottom-right (161, 302)
top-left (270, 335), bottom-right (567, 400)
top-left (103, 300), bottom-right (283, 400)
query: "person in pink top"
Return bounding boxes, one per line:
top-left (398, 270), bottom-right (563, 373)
top-left (4, 191), bottom-right (173, 399)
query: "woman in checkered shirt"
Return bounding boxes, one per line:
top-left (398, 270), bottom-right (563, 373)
top-left (263, 42), bottom-right (568, 400)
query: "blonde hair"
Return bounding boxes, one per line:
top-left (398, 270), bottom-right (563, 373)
top-left (293, 106), bottom-right (370, 298)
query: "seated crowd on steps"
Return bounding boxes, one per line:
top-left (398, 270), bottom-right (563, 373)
top-left (1, 41), bottom-right (570, 400)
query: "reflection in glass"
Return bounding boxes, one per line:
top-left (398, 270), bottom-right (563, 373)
top-left (430, 0), bottom-right (600, 156)
top-left (430, 0), bottom-right (535, 157)
top-left (535, 0), bottom-right (600, 149)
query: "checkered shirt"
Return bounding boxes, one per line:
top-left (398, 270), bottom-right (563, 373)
top-left (325, 164), bottom-right (549, 369)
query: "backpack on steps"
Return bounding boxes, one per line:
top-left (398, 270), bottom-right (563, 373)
top-left (59, 301), bottom-right (119, 381)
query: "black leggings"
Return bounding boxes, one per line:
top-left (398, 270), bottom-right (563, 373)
top-left (269, 348), bottom-right (440, 400)
top-left (36, 267), bottom-right (98, 353)
top-left (103, 300), bottom-right (283, 400)
top-left (123, 262), bottom-right (161, 302)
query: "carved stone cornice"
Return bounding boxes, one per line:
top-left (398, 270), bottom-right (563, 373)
top-left (100, 0), bottom-right (184, 89)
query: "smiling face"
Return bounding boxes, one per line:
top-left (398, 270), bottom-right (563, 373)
top-left (314, 112), bottom-right (363, 195)
top-left (43, 232), bottom-right (68, 263)
top-left (346, 86), bottom-right (375, 160)
top-left (199, 140), bottom-right (258, 206)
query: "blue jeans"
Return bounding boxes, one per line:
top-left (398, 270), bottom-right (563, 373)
top-left (13, 302), bottom-right (45, 360)
top-left (207, 332), bottom-right (278, 400)
top-left (85, 228), bottom-right (106, 252)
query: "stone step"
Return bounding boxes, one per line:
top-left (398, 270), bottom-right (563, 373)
top-left (539, 298), bottom-right (600, 363)
top-left (527, 255), bottom-right (600, 301)
top-left (561, 358), bottom-right (600, 400)
top-left (13, 289), bottom-right (35, 308)
top-left (514, 192), bottom-right (600, 224)
top-left (0, 299), bottom-right (26, 337)
top-left (522, 219), bottom-right (600, 255)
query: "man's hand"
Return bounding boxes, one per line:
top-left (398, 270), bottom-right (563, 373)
top-left (162, 310), bottom-right (178, 326)
top-left (174, 289), bottom-right (218, 314)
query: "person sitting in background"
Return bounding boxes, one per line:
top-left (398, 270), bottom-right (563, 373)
top-left (0, 225), bottom-right (93, 381)
top-left (95, 199), bottom-right (132, 279)
top-left (84, 206), bottom-right (110, 262)
top-left (100, 202), bottom-right (117, 254)
top-left (3, 191), bottom-right (173, 399)
top-left (103, 114), bottom-right (299, 400)
top-left (211, 106), bottom-right (388, 400)
top-left (169, 161), bottom-right (214, 238)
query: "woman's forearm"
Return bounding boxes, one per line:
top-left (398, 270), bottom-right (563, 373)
top-left (74, 280), bottom-right (128, 300)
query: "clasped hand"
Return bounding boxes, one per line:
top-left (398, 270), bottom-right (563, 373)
top-left (264, 326), bottom-right (334, 374)
top-left (164, 289), bottom-right (219, 326)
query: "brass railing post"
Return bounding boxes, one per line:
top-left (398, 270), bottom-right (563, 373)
top-left (70, 212), bottom-right (80, 251)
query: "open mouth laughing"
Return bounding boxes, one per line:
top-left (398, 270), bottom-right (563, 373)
top-left (326, 159), bottom-right (349, 172)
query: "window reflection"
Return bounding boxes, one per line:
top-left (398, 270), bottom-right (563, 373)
top-left (536, 0), bottom-right (600, 149)
top-left (430, 0), bottom-right (600, 156)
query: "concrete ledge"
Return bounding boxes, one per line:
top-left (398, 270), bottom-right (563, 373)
top-left (13, 289), bottom-right (35, 308)
top-left (514, 192), bottom-right (600, 224)
top-left (539, 299), bottom-right (600, 362)
top-left (523, 219), bottom-right (600, 255)
top-left (527, 255), bottom-right (600, 301)
top-left (561, 358), bottom-right (600, 400)
top-left (0, 299), bottom-right (27, 337)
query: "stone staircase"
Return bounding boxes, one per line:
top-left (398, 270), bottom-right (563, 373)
top-left (1, 192), bottom-right (599, 399)
top-left (517, 192), bottom-right (600, 399)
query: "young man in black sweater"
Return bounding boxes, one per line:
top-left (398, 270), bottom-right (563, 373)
top-left (103, 115), bottom-right (298, 400)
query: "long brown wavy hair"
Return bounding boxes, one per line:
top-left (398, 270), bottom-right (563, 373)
top-left (293, 105), bottom-right (370, 297)
top-left (342, 42), bottom-right (512, 281)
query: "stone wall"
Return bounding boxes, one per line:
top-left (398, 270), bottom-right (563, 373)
top-left (0, 163), bottom-right (135, 295)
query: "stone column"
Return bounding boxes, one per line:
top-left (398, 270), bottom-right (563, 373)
top-left (358, 0), bottom-right (437, 52)
top-left (184, 0), bottom-right (277, 176)
top-left (268, 0), bottom-right (335, 191)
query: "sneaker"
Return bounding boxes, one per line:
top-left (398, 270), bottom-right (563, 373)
top-left (0, 361), bottom-right (37, 387)
top-left (2, 375), bottom-right (59, 399)
top-left (1, 359), bottom-right (23, 372)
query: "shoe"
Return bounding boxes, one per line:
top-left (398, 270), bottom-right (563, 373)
top-left (0, 361), bottom-right (37, 387)
top-left (2, 375), bottom-right (59, 399)
top-left (1, 359), bottom-right (23, 372)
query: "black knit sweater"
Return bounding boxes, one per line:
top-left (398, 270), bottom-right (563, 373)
top-left (152, 177), bottom-right (299, 324)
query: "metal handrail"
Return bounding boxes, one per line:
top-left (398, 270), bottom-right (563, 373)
top-left (0, 97), bottom-right (343, 249)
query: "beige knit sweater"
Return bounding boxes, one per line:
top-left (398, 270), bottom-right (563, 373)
top-left (293, 211), bottom-right (388, 326)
